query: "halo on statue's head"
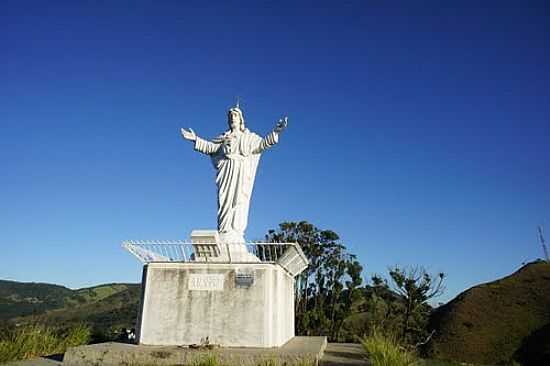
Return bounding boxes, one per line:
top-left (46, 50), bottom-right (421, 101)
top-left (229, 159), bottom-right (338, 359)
top-left (227, 105), bottom-right (246, 132)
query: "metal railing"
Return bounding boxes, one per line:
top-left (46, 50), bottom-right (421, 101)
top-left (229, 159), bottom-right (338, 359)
top-left (122, 240), bottom-right (302, 264)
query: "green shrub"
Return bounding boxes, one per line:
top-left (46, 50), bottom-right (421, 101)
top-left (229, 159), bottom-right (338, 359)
top-left (362, 329), bottom-right (418, 366)
top-left (0, 323), bottom-right (91, 363)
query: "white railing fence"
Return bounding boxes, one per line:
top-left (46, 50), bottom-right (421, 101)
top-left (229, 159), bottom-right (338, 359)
top-left (122, 240), bottom-right (308, 276)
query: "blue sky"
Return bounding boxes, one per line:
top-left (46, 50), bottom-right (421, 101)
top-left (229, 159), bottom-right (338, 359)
top-left (1, 1), bottom-right (549, 303)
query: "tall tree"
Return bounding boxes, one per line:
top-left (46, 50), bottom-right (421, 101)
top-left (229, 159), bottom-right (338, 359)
top-left (388, 266), bottom-right (445, 343)
top-left (266, 221), bottom-right (363, 341)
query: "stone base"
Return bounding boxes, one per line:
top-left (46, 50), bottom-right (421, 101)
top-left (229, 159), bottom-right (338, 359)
top-left (137, 262), bottom-right (295, 347)
top-left (63, 337), bottom-right (327, 366)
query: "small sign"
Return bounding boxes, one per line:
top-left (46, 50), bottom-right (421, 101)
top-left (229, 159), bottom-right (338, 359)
top-left (235, 271), bottom-right (254, 288)
top-left (188, 274), bottom-right (225, 291)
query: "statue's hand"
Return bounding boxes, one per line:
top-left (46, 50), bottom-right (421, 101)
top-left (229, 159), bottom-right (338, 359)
top-left (274, 117), bottom-right (288, 133)
top-left (180, 128), bottom-right (197, 141)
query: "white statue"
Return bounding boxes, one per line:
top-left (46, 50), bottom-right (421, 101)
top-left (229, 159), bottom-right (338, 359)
top-left (181, 104), bottom-right (288, 243)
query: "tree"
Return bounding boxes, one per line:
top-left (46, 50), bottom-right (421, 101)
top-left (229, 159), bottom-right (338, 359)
top-left (388, 266), bottom-right (445, 343)
top-left (358, 274), bottom-right (405, 338)
top-left (265, 221), bottom-right (363, 341)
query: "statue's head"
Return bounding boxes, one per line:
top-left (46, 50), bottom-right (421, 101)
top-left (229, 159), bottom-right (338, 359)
top-left (227, 106), bottom-right (245, 132)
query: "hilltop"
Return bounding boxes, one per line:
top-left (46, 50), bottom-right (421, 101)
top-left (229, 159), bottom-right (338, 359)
top-left (4, 261), bottom-right (550, 364)
top-left (427, 260), bottom-right (550, 365)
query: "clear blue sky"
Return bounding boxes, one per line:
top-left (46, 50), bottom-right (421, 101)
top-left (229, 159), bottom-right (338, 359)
top-left (1, 1), bottom-right (549, 303)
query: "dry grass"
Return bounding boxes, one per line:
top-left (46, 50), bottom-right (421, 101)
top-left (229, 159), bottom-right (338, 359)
top-left (0, 323), bottom-right (91, 363)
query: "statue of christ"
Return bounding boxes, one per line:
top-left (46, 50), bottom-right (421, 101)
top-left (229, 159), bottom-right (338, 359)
top-left (181, 104), bottom-right (287, 243)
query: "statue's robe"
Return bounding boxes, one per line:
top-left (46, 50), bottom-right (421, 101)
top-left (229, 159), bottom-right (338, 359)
top-left (194, 128), bottom-right (279, 243)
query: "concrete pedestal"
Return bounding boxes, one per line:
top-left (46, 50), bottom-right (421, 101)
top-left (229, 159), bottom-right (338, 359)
top-left (137, 262), bottom-right (295, 347)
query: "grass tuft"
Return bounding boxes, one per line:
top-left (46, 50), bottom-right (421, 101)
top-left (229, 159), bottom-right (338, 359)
top-left (361, 329), bottom-right (418, 366)
top-left (0, 323), bottom-right (91, 363)
top-left (191, 354), bottom-right (223, 366)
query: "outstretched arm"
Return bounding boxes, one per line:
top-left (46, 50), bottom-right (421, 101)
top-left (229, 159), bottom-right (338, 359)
top-left (181, 128), bottom-right (196, 141)
top-left (180, 128), bottom-right (220, 155)
top-left (254, 117), bottom-right (288, 154)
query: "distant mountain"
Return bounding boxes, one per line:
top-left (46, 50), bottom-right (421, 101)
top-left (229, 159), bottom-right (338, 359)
top-left (427, 260), bottom-right (550, 366)
top-left (0, 279), bottom-right (140, 339)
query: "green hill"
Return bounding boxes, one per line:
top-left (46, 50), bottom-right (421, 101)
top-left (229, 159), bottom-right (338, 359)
top-left (0, 279), bottom-right (140, 339)
top-left (24, 285), bottom-right (141, 333)
top-left (0, 280), bottom-right (75, 320)
top-left (427, 260), bottom-right (550, 365)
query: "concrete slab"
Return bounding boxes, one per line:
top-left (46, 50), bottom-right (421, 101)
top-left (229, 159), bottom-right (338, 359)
top-left (63, 336), bottom-right (327, 365)
top-left (320, 344), bottom-right (367, 365)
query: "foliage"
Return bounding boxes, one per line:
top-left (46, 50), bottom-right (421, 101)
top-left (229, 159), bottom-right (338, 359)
top-left (356, 267), bottom-right (444, 348)
top-left (354, 276), bottom-right (406, 339)
top-left (361, 328), bottom-right (418, 366)
top-left (266, 221), bottom-right (363, 342)
top-left (387, 266), bottom-right (444, 344)
top-left (0, 323), bottom-right (91, 363)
